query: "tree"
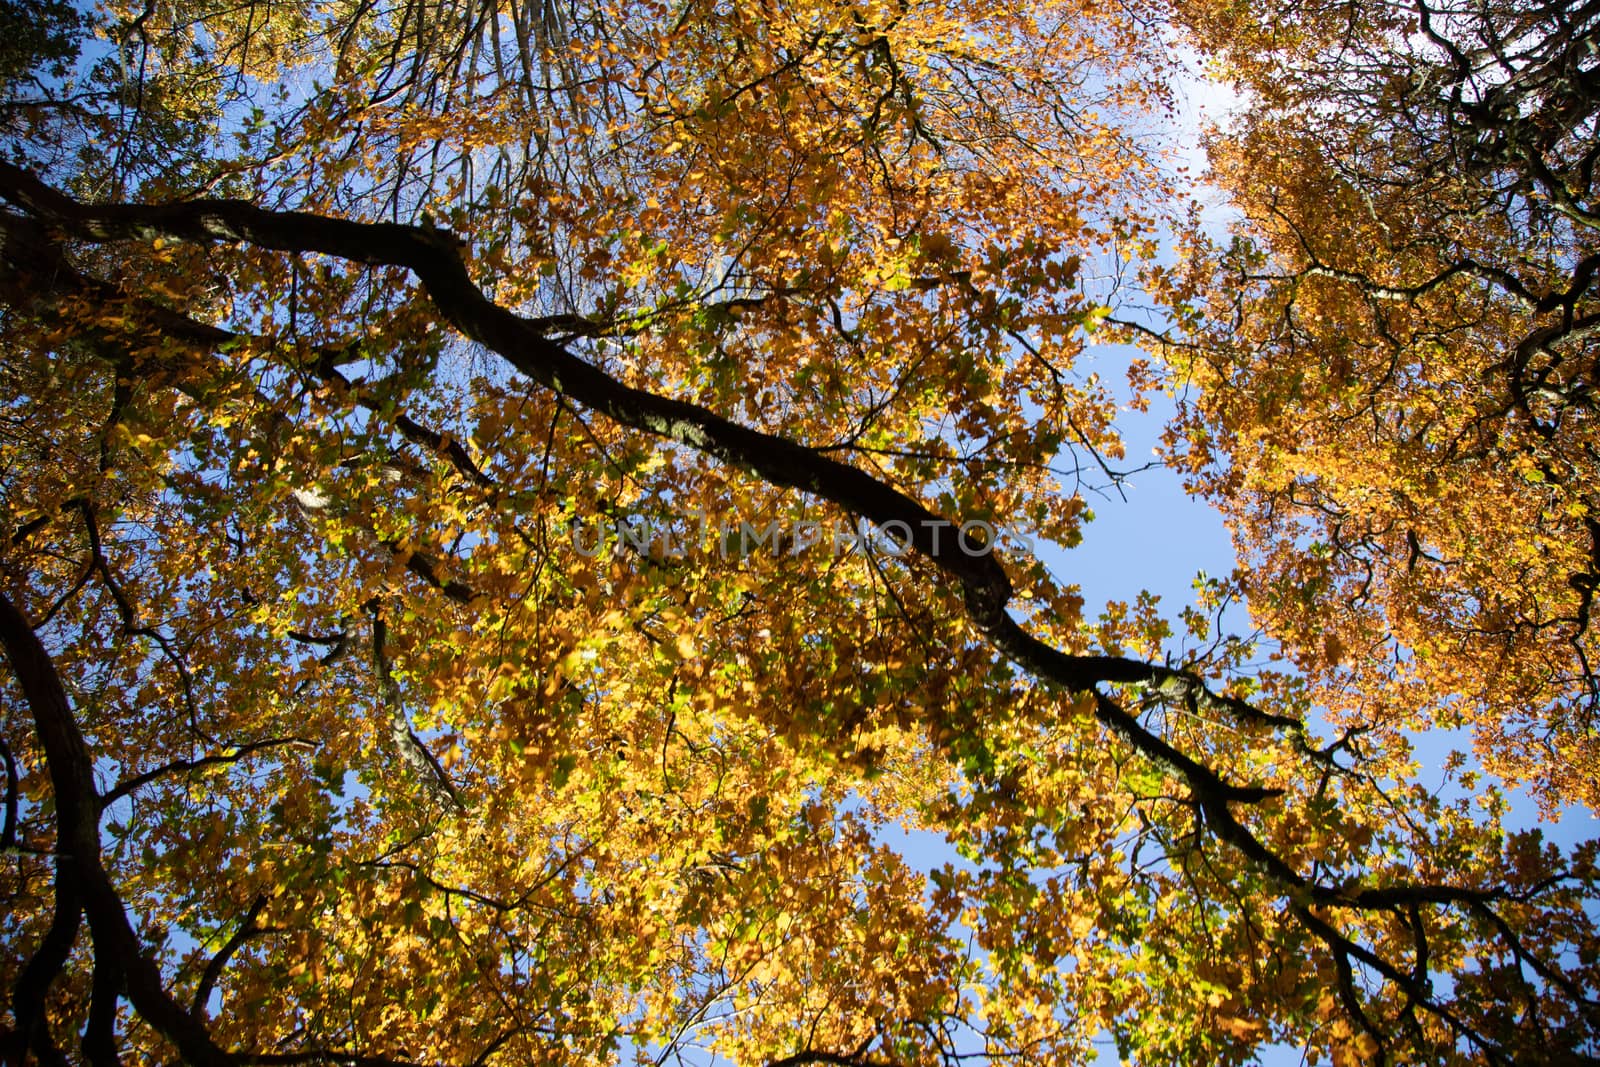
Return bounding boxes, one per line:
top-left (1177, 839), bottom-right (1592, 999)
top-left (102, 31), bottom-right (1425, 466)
top-left (0, 1), bottom-right (1594, 1066)
top-left (1163, 0), bottom-right (1600, 812)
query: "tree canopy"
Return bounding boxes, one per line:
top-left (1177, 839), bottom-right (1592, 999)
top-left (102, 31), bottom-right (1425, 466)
top-left (0, 0), bottom-right (1596, 1064)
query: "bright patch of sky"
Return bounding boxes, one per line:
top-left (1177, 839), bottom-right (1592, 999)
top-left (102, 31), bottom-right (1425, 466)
top-left (1040, 46), bottom-right (1244, 620)
top-left (1051, 341), bottom-right (1235, 619)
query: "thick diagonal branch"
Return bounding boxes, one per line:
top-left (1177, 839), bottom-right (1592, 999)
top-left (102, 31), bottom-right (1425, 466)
top-left (0, 162), bottom-right (1293, 801)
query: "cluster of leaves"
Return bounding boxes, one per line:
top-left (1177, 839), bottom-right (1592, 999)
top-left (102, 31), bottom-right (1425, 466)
top-left (1163, 0), bottom-right (1600, 812)
top-left (0, 0), bottom-right (1595, 1065)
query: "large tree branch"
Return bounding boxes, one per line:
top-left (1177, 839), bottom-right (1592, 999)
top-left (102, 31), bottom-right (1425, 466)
top-left (0, 161), bottom-right (1294, 792)
top-left (0, 588), bottom-right (236, 1067)
top-left (5, 848), bottom-right (81, 1067)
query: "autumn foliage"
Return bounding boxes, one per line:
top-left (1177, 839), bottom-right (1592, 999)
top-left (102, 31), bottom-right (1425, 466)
top-left (1167, 0), bottom-right (1600, 816)
top-left (0, 0), bottom-right (1596, 1065)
